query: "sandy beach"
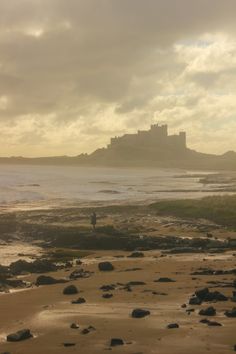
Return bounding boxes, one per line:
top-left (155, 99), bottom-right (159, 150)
top-left (0, 245), bottom-right (236, 354)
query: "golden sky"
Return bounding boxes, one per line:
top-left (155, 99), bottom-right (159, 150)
top-left (0, 0), bottom-right (236, 157)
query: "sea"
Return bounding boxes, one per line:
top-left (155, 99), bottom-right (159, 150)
top-left (0, 164), bottom-right (235, 266)
top-left (0, 164), bottom-right (232, 212)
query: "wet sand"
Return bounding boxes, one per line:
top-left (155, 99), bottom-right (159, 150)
top-left (0, 250), bottom-right (235, 354)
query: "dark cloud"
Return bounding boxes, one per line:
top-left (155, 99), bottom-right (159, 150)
top-left (0, 0), bottom-right (236, 155)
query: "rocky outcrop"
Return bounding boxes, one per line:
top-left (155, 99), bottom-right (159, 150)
top-left (7, 329), bottom-right (33, 342)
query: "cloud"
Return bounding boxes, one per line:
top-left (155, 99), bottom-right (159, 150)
top-left (0, 0), bottom-right (236, 156)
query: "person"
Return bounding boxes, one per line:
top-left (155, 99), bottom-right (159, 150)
top-left (90, 211), bottom-right (97, 231)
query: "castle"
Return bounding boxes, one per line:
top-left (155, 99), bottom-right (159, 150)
top-left (108, 124), bottom-right (187, 151)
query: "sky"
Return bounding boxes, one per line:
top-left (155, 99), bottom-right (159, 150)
top-left (0, 0), bottom-right (236, 157)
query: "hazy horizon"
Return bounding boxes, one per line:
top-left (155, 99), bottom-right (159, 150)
top-left (1, 0), bottom-right (236, 157)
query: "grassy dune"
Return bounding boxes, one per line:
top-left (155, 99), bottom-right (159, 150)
top-left (150, 195), bottom-right (236, 229)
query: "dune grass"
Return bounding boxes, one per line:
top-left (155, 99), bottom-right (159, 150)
top-left (149, 195), bottom-right (236, 229)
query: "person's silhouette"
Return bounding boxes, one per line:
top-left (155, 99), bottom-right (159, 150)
top-left (90, 212), bottom-right (97, 231)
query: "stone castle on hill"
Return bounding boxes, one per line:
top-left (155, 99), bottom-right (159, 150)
top-left (107, 124), bottom-right (187, 151)
top-left (0, 122), bottom-right (236, 170)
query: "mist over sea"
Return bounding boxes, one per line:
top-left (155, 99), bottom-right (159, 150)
top-left (0, 165), bottom-right (232, 212)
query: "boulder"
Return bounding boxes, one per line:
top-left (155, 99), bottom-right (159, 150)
top-left (7, 329), bottom-right (32, 342)
top-left (189, 296), bottom-right (202, 305)
top-left (63, 285), bottom-right (79, 295)
top-left (35, 275), bottom-right (67, 286)
top-left (131, 308), bottom-right (150, 318)
top-left (98, 262), bottom-right (114, 271)
top-left (195, 288), bottom-right (209, 300)
top-left (110, 338), bottom-right (124, 347)
top-left (224, 308), bottom-right (236, 318)
top-left (199, 306), bottom-right (216, 316)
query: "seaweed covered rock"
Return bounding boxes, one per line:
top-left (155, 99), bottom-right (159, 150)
top-left (131, 308), bottom-right (150, 318)
top-left (98, 262), bottom-right (114, 271)
top-left (7, 329), bottom-right (32, 342)
top-left (63, 285), bottom-right (79, 295)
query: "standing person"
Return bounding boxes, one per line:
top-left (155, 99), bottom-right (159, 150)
top-left (90, 211), bottom-right (97, 231)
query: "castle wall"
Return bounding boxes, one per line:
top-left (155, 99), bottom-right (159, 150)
top-left (108, 124), bottom-right (186, 150)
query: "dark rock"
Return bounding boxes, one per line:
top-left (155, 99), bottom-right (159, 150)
top-left (199, 318), bottom-right (210, 324)
top-left (35, 275), bottom-right (67, 286)
top-left (194, 288), bottom-right (228, 302)
top-left (199, 306), bottom-right (216, 316)
top-left (131, 308), bottom-right (150, 318)
top-left (167, 323), bottom-right (179, 329)
top-left (70, 323), bottom-right (79, 329)
top-left (69, 269), bottom-right (92, 280)
top-left (195, 288), bottom-right (209, 300)
top-left (110, 338), bottom-right (124, 347)
top-left (189, 296), bottom-right (202, 305)
top-left (102, 293), bottom-right (113, 299)
top-left (207, 321), bottom-right (222, 326)
top-left (224, 308), bottom-right (236, 318)
top-left (100, 284), bottom-right (115, 291)
top-left (181, 304), bottom-right (187, 308)
top-left (128, 252), bottom-right (144, 258)
top-left (154, 277), bottom-right (175, 283)
top-left (63, 343), bottom-right (76, 347)
top-left (127, 281), bottom-right (146, 286)
top-left (71, 297), bottom-right (86, 304)
top-left (10, 259), bottom-right (57, 275)
top-left (7, 329), bottom-right (33, 342)
top-left (98, 262), bottom-right (114, 271)
top-left (63, 285), bottom-right (79, 295)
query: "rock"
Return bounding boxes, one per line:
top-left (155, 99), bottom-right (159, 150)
top-left (181, 304), bottom-right (187, 308)
top-left (81, 328), bottom-right (90, 335)
top-left (71, 297), bottom-right (86, 304)
top-left (69, 269), bottom-right (92, 280)
top-left (195, 288), bottom-right (209, 300)
top-left (35, 275), bottom-right (67, 286)
top-left (224, 308), bottom-right (236, 318)
top-left (154, 277), bottom-right (175, 282)
top-left (10, 259), bottom-right (57, 275)
top-left (207, 321), bottom-right (222, 326)
top-left (110, 338), bottom-right (124, 347)
top-left (234, 344), bottom-right (236, 351)
top-left (98, 262), bottom-right (114, 271)
top-left (7, 329), bottom-right (33, 342)
top-left (70, 323), bottom-right (79, 329)
top-left (63, 343), bottom-right (76, 347)
top-left (81, 326), bottom-right (96, 335)
top-left (100, 284), bottom-right (116, 291)
top-left (189, 296), bottom-right (202, 305)
top-left (167, 323), bottom-right (179, 329)
top-left (199, 306), bottom-right (216, 316)
top-left (63, 285), bottom-right (79, 295)
top-left (128, 252), bottom-right (144, 258)
top-left (127, 281), bottom-right (146, 286)
top-left (131, 308), bottom-right (150, 318)
top-left (102, 293), bottom-right (113, 299)
top-left (193, 288), bottom-right (228, 302)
